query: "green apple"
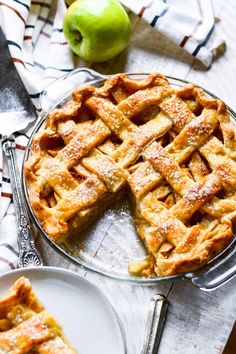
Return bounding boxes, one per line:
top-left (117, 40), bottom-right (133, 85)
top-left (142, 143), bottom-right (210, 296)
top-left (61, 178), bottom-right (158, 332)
top-left (63, 0), bottom-right (131, 62)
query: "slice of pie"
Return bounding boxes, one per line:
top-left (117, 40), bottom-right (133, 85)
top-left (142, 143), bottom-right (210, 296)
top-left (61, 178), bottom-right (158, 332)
top-left (25, 72), bottom-right (236, 277)
top-left (0, 277), bottom-right (77, 353)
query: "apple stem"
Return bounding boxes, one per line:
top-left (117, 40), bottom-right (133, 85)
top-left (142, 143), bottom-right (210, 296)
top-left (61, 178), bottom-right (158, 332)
top-left (76, 32), bottom-right (82, 42)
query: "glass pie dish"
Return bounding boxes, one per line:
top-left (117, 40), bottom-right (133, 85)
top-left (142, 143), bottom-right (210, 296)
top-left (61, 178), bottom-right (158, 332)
top-left (22, 68), bottom-right (236, 290)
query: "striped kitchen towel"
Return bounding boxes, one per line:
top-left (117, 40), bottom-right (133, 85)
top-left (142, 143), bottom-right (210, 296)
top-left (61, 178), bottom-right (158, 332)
top-left (0, 0), bottom-right (225, 273)
top-left (0, 0), bottom-right (75, 272)
top-left (0, 0), bottom-right (75, 113)
top-left (120, 0), bottom-right (225, 67)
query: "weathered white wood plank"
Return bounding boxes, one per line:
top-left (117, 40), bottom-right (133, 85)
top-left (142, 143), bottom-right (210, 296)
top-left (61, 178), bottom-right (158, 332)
top-left (159, 279), bottom-right (236, 354)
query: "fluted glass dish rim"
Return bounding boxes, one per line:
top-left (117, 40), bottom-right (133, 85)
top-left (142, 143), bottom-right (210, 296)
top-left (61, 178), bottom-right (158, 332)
top-left (22, 70), bottom-right (236, 286)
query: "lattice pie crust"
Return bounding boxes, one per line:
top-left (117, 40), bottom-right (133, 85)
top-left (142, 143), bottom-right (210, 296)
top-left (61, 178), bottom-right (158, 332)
top-left (25, 73), bottom-right (236, 277)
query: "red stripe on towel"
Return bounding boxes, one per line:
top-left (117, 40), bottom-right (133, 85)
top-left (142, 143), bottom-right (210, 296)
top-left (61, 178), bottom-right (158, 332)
top-left (138, 6), bottom-right (146, 17)
top-left (24, 35), bottom-right (32, 40)
top-left (0, 256), bottom-right (15, 269)
top-left (16, 144), bottom-right (26, 151)
top-left (0, 2), bottom-right (26, 24)
top-left (180, 36), bottom-right (189, 48)
top-left (12, 57), bottom-right (26, 68)
top-left (1, 192), bottom-right (13, 198)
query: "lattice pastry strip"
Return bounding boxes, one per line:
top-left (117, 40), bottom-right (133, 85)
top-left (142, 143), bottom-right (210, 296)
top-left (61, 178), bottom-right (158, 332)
top-left (200, 136), bottom-right (236, 192)
top-left (129, 107), bottom-right (219, 198)
top-left (57, 119), bottom-right (128, 192)
top-left (133, 174), bottom-right (232, 276)
top-left (188, 152), bottom-right (236, 219)
top-left (135, 143), bottom-right (222, 239)
top-left (25, 72), bottom-right (236, 277)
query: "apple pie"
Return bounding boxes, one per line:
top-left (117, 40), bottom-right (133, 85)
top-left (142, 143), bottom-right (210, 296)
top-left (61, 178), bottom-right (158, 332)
top-left (25, 72), bottom-right (236, 277)
top-left (0, 277), bottom-right (76, 353)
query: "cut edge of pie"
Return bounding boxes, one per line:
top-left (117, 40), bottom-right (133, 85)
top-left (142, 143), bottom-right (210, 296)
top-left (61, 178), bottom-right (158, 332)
top-left (0, 276), bottom-right (77, 353)
top-left (25, 72), bottom-right (236, 277)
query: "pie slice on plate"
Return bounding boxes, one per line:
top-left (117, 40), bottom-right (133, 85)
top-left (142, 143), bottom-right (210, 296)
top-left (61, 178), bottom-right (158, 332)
top-left (0, 277), bottom-right (76, 353)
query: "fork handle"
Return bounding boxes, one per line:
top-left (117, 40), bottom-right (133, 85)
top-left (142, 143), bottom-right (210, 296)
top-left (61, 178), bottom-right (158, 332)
top-left (142, 294), bottom-right (169, 354)
top-left (2, 135), bottom-right (43, 267)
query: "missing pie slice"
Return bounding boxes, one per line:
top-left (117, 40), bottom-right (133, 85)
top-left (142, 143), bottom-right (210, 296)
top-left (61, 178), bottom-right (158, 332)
top-left (0, 277), bottom-right (77, 353)
top-left (25, 72), bottom-right (236, 277)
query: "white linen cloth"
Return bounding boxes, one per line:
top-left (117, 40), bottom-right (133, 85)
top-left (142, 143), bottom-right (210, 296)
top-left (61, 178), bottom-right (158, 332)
top-left (120, 0), bottom-right (225, 67)
top-left (0, 0), bottom-right (225, 272)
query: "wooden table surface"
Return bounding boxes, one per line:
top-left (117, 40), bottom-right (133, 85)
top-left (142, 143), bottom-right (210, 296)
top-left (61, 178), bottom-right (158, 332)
top-left (36, 1), bottom-right (236, 353)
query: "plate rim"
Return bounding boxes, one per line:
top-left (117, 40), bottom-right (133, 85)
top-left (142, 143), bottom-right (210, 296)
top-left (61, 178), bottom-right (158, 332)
top-left (0, 265), bottom-right (127, 354)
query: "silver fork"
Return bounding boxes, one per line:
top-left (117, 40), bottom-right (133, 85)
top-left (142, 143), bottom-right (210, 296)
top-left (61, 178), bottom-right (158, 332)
top-left (2, 136), bottom-right (42, 267)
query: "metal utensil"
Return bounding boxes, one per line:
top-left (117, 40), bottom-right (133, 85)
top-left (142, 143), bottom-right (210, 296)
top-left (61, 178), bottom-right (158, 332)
top-left (0, 26), bottom-right (42, 267)
top-left (142, 295), bottom-right (169, 354)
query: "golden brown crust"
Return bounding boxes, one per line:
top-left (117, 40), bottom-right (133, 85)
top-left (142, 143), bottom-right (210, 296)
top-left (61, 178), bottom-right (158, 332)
top-left (0, 277), bottom-right (76, 353)
top-left (25, 72), bottom-right (236, 276)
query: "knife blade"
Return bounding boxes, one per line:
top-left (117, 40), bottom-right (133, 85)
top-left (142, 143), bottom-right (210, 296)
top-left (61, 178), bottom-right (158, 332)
top-left (0, 26), bottom-right (37, 129)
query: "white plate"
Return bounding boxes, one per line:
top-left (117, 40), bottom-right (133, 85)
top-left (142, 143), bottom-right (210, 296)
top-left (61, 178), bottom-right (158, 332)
top-left (0, 267), bottom-right (126, 354)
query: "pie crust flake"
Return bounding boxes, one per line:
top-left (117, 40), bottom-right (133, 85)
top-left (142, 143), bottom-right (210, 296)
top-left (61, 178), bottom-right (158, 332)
top-left (0, 277), bottom-right (76, 353)
top-left (25, 72), bottom-right (236, 277)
